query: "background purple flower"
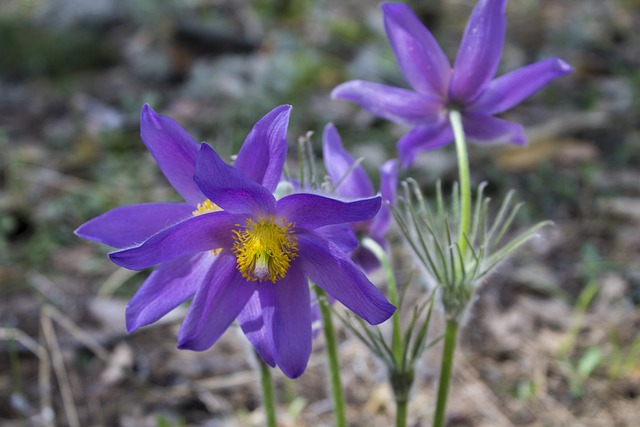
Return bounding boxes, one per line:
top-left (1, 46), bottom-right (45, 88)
top-left (108, 142), bottom-right (395, 378)
top-left (322, 123), bottom-right (399, 272)
top-left (332, 0), bottom-right (573, 168)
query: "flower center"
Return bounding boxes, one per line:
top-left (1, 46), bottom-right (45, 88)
top-left (193, 199), bottom-right (223, 256)
top-left (232, 216), bottom-right (298, 283)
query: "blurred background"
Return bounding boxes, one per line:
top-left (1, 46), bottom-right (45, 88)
top-left (1, 0), bottom-right (639, 425)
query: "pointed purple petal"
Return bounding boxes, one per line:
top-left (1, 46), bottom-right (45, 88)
top-left (140, 104), bottom-right (204, 205)
top-left (126, 253), bottom-right (214, 332)
top-left (177, 254), bottom-right (256, 351)
top-left (270, 265), bottom-right (312, 379)
top-left (382, 2), bottom-right (451, 97)
top-left (75, 202), bottom-right (194, 248)
top-left (462, 113), bottom-right (526, 145)
top-left (195, 143), bottom-right (276, 215)
top-left (449, 0), bottom-right (507, 103)
top-left (322, 123), bottom-right (374, 199)
top-left (109, 211), bottom-right (243, 270)
top-left (331, 80), bottom-right (443, 125)
top-left (468, 58), bottom-right (574, 114)
top-left (397, 120), bottom-right (453, 168)
top-left (369, 159), bottom-right (399, 237)
top-left (297, 230), bottom-right (395, 324)
top-left (234, 105), bottom-right (291, 192)
top-left (237, 292), bottom-right (276, 367)
top-left (277, 194), bottom-right (381, 230)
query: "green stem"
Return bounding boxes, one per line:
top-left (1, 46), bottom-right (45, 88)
top-left (314, 285), bottom-right (347, 427)
top-left (361, 237), bottom-right (402, 364)
top-left (432, 318), bottom-right (459, 427)
top-left (391, 369), bottom-right (414, 427)
top-left (258, 353), bottom-right (277, 427)
top-left (396, 396), bottom-right (408, 427)
top-left (449, 110), bottom-right (471, 256)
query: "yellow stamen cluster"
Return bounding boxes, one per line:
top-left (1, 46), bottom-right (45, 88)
top-left (192, 199), bottom-right (221, 216)
top-left (193, 199), bottom-right (223, 256)
top-left (232, 216), bottom-right (298, 283)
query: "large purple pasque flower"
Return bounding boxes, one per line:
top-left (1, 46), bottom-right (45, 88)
top-left (75, 104), bottom-right (390, 378)
top-left (322, 123), bottom-right (399, 272)
top-left (76, 104), bottom-right (291, 333)
top-left (78, 120), bottom-right (395, 380)
top-left (332, 1), bottom-right (574, 168)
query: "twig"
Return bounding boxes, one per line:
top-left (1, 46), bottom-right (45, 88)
top-left (45, 305), bottom-right (111, 363)
top-left (525, 110), bottom-right (611, 143)
top-left (38, 327), bottom-right (55, 427)
top-left (0, 327), bottom-right (42, 355)
top-left (41, 308), bottom-right (80, 427)
top-left (0, 326), bottom-right (55, 426)
top-left (97, 268), bottom-right (138, 297)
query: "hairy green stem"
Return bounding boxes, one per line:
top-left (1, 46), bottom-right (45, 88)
top-left (361, 237), bottom-right (402, 363)
top-left (391, 369), bottom-right (414, 427)
top-left (432, 318), bottom-right (459, 427)
top-left (314, 285), bottom-right (347, 427)
top-left (258, 353), bottom-right (277, 427)
top-left (396, 396), bottom-right (408, 427)
top-left (449, 110), bottom-right (471, 256)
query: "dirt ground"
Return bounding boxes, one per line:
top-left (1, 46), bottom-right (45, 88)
top-left (1, 0), bottom-right (639, 426)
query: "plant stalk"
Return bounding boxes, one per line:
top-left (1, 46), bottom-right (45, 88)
top-left (432, 318), bottom-right (459, 427)
top-left (314, 285), bottom-right (347, 427)
top-left (258, 354), bottom-right (277, 427)
top-left (361, 237), bottom-right (402, 363)
top-left (449, 110), bottom-right (471, 256)
top-left (396, 395), bottom-right (408, 427)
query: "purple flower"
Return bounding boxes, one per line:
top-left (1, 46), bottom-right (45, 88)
top-left (76, 104), bottom-right (292, 332)
top-left (332, 1), bottom-right (574, 168)
top-left (77, 105), bottom-right (395, 379)
top-left (322, 123), bottom-right (399, 271)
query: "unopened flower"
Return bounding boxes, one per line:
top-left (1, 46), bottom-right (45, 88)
top-left (332, 0), bottom-right (573, 168)
top-left (322, 123), bottom-right (399, 271)
top-left (77, 106), bottom-right (395, 378)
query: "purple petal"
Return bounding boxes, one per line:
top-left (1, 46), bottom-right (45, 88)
top-left (352, 241), bottom-right (385, 273)
top-left (462, 113), bottom-right (526, 145)
top-left (126, 253), bottom-right (214, 332)
top-left (379, 159), bottom-right (399, 205)
top-left (449, 0), bottom-right (507, 103)
top-left (177, 254), bottom-right (257, 351)
top-left (331, 81), bottom-right (443, 125)
top-left (315, 224), bottom-right (358, 253)
top-left (109, 211), bottom-right (243, 270)
top-left (277, 193), bottom-right (381, 230)
top-left (140, 104), bottom-right (204, 205)
top-left (368, 159), bottom-right (399, 237)
top-left (397, 120), bottom-right (453, 168)
top-left (270, 265), bottom-right (312, 379)
top-left (322, 123), bottom-right (374, 199)
top-left (234, 105), bottom-right (291, 192)
top-left (195, 143), bottom-right (276, 215)
top-left (297, 230), bottom-right (395, 324)
top-left (75, 202), bottom-right (194, 248)
top-left (237, 292), bottom-right (276, 367)
top-left (311, 298), bottom-right (322, 338)
top-left (382, 2), bottom-right (452, 97)
top-left (468, 58), bottom-right (574, 114)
